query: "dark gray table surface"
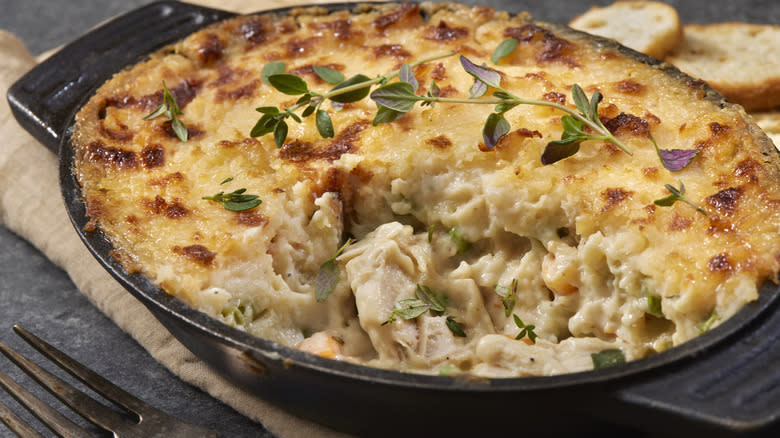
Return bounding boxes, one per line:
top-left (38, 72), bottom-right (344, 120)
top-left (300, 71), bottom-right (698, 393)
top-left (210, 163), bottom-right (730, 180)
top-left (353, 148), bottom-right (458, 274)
top-left (0, 1), bottom-right (776, 437)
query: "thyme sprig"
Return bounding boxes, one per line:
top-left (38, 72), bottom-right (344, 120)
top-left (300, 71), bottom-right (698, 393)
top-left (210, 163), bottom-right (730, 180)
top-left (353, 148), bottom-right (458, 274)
top-left (369, 55), bottom-right (632, 158)
top-left (202, 187), bottom-right (262, 212)
top-left (144, 81), bottom-right (188, 142)
top-left (252, 51), bottom-right (457, 147)
top-left (512, 314), bottom-right (537, 343)
top-left (254, 42), bottom-right (706, 205)
top-left (383, 284), bottom-right (466, 337)
top-left (494, 278), bottom-right (518, 317)
top-left (654, 180), bottom-right (707, 215)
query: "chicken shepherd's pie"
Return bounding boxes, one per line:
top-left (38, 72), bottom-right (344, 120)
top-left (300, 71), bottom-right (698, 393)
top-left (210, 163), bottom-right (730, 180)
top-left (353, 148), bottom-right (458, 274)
top-left (71, 2), bottom-right (780, 376)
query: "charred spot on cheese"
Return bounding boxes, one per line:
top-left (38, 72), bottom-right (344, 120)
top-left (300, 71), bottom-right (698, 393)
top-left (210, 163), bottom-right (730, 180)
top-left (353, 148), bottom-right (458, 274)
top-left (160, 123), bottom-right (204, 140)
top-left (615, 80), bottom-right (645, 95)
top-left (172, 244), bottom-right (216, 267)
top-left (504, 24), bottom-right (578, 66)
top-left (99, 120), bottom-right (133, 143)
top-left (373, 44), bottom-right (412, 60)
top-left (286, 37), bottom-right (318, 57)
top-left (706, 187), bottom-right (743, 216)
top-left (279, 140), bottom-right (315, 163)
top-left (642, 167), bottom-right (660, 179)
top-left (141, 145), bottom-right (165, 169)
top-left (197, 33), bottom-right (224, 65)
top-left (235, 211), bottom-right (270, 227)
top-left (281, 120), bottom-right (368, 163)
top-left (668, 213), bottom-right (693, 232)
top-left (143, 195), bottom-right (189, 219)
top-left (423, 21), bottom-right (468, 42)
top-left (490, 128), bottom-right (543, 150)
top-left (709, 122), bottom-right (731, 136)
top-left (216, 79), bottom-right (261, 102)
top-left (438, 84), bottom-right (459, 97)
top-left (372, 2), bottom-right (420, 31)
top-left (431, 63), bottom-right (447, 81)
top-left (426, 135), bottom-right (452, 149)
top-left (210, 66), bottom-right (249, 88)
top-left (708, 253), bottom-right (733, 273)
top-left (217, 138), bottom-right (260, 148)
top-left (735, 158), bottom-right (762, 183)
top-left (85, 141), bottom-right (137, 169)
top-left (239, 17), bottom-right (267, 49)
top-left (515, 128), bottom-right (543, 139)
top-left (707, 216), bottom-right (735, 234)
top-left (602, 113), bottom-right (650, 137)
top-left (311, 19), bottom-right (355, 41)
top-left (601, 187), bottom-right (633, 213)
top-left (542, 92), bottom-right (566, 104)
top-left (148, 172), bottom-right (184, 188)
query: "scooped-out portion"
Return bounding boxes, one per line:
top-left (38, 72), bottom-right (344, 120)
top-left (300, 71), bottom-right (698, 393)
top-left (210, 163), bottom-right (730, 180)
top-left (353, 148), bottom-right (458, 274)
top-left (71, 2), bottom-right (780, 377)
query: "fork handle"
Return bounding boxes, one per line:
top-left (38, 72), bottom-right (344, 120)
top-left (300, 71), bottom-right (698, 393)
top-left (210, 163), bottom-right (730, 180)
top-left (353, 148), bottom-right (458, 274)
top-left (6, 1), bottom-right (236, 153)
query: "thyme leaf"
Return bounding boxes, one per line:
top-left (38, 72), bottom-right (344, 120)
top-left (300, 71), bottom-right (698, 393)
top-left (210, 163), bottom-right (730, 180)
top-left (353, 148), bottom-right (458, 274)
top-left (315, 238), bottom-right (354, 302)
top-left (649, 134), bottom-right (699, 171)
top-left (494, 279), bottom-right (518, 317)
top-left (416, 284), bottom-right (447, 314)
top-left (654, 181), bottom-right (707, 215)
top-left (328, 74), bottom-right (374, 103)
top-left (644, 282), bottom-right (664, 318)
top-left (483, 112), bottom-right (511, 148)
top-left (491, 38), bottom-right (518, 64)
top-left (447, 227), bottom-right (471, 254)
top-left (697, 311), bottom-right (720, 334)
top-left (370, 82), bottom-right (418, 112)
top-left (460, 55), bottom-right (501, 88)
top-left (591, 349), bottom-right (625, 369)
top-left (316, 109), bottom-right (335, 138)
top-left (312, 65), bottom-right (345, 84)
top-left (382, 298), bottom-right (430, 325)
top-left (268, 73), bottom-right (309, 95)
top-left (261, 61), bottom-right (285, 85)
top-left (144, 81), bottom-right (187, 142)
top-left (383, 284), bottom-right (465, 337)
top-left (446, 316), bottom-right (467, 337)
top-left (202, 187), bottom-right (262, 212)
top-left (512, 314), bottom-right (537, 343)
top-left (398, 63), bottom-right (419, 90)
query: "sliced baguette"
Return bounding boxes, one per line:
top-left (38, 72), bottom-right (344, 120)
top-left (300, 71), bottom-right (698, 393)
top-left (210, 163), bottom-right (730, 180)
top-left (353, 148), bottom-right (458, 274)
top-left (569, 1), bottom-right (682, 60)
top-left (665, 23), bottom-right (780, 111)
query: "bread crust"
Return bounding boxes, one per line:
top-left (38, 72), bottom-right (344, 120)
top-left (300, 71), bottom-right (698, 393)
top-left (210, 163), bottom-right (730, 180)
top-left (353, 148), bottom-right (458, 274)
top-left (665, 22), bottom-right (780, 111)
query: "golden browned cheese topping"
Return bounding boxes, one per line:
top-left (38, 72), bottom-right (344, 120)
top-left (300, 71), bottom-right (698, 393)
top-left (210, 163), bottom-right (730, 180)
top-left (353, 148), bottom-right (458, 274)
top-left (72, 2), bottom-right (780, 377)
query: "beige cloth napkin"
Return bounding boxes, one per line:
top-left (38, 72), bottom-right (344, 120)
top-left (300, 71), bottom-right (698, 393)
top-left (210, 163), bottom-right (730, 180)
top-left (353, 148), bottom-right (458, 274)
top-left (0, 1), bottom-right (365, 436)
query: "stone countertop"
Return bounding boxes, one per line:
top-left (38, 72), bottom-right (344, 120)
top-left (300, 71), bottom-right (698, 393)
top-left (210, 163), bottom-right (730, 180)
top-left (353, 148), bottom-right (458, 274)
top-left (0, 1), bottom-right (776, 437)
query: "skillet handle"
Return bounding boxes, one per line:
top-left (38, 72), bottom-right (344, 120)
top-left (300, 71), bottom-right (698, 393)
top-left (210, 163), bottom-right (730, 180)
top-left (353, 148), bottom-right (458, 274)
top-left (614, 293), bottom-right (779, 435)
top-left (6, 0), bottom-right (236, 152)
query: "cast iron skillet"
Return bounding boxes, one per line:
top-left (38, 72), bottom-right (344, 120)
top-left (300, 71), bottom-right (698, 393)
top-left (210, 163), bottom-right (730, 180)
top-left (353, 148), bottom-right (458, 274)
top-left (7, 1), bottom-right (780, 436)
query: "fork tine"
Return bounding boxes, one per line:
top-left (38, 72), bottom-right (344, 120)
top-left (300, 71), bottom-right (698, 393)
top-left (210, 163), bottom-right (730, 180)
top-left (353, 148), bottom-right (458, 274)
top-left (13, 325), bottom-right (153, 415)
top-left (0, 335), bottom-right (129, 434)
top-left (0, 365), bottom-right (90, 438)
top-left (0, 397), bottom-right (44, 438)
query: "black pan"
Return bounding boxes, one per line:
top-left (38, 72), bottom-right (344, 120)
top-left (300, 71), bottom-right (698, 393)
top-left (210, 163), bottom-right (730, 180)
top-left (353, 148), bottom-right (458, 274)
top-left (7, 1), bottom-right (779, 436)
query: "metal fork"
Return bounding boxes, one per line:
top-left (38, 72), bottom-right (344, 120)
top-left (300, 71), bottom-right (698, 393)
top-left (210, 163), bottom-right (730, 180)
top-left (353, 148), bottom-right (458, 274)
top-left (0, 325), bottom-right (218, 437)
